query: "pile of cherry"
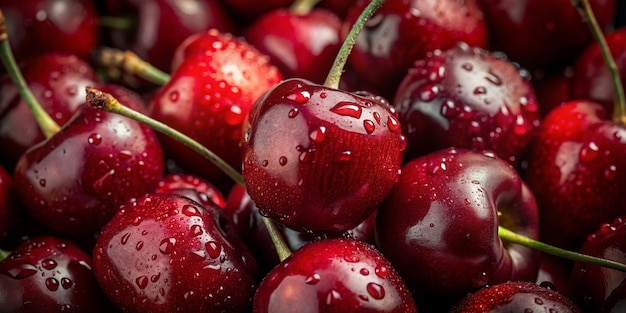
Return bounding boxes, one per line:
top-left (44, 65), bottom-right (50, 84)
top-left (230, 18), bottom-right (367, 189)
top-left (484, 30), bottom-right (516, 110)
top-left (1, 0), bottom-right (626, 312)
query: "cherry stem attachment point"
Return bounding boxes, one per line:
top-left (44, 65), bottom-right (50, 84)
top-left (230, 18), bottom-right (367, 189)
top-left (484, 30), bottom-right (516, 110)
top-left (290, 0), bottom-right (322, 15)
top-left (0, 10), bottom-right (60, 138)
top-left (94, 47), bottom-right (170, 86)
top-left (85, 87), bottom-right (293, 261)
top-left (499, 226), bottom-right (626, 272)
top-left (572, 0), bottom-right (626, 125)
top-left (324, 0), bottom-right (386, 89)
top-left (98, 16), bottom-right (136, 30)
top-left (0, 249), bottom-right (10, 262)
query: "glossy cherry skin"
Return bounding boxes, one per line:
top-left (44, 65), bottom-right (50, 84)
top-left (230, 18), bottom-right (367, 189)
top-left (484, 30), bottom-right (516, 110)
top-left (224, 183), bottom-right (377, 273)
top-left (151, 29), bottom-right (283, 182)
top-left (449, 281), bottom-right (582, 313)
top-left (104, 0), bottom-right (234, 72)
top-left (252, 238), bottom-right (417, 313)
top-left (393, 43), bottom-right (541, 167)
top-left (1, 0), bottom-right (99, 62)
top-left (478, 0), bottom-right (615, 70)
top-left (376, 148), bottom-right (540, 303)
top-left (243, 78), bottom-right (404, 233)
top-left (0, 165), bottom-right (22, 245)
top-left (0, 53), bottom-right (100, 169)
top-left (13, 86), bottom-right (164, 244)
top-left (343, 0), bottom-right (489, 97)
top-left (524, 101), bottom-right (626, 250)
top-left (570, 28), bottom-right (626, 114)
top-left (154, 173), bottom-right (226, 209)
top-left (0, 236), bottom-right (104, 312)
top-left (93, 193), bottom-right (256, 313)
top-left (570, 216), bottom-right (626, 312)
top-left (244, 8), bottom-right (342, 84)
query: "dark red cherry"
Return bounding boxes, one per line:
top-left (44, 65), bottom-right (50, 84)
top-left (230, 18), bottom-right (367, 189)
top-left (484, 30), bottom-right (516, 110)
top-left (0, 236), bottom-right (104, 312)
top-left (0, 165), bottom-right (22, 245)
top-left (154, 173), bottom-right (226, 209)
top-left (243, 78), bottom-right (404, 233)
top-left (252, 238), bottom-right (418, 312)
top-left (1, 0), bottom-right (99, 62)
top-left (93, 193), bottom-right (256, 312)
top-left (393, 43), bottom-right (541, 167)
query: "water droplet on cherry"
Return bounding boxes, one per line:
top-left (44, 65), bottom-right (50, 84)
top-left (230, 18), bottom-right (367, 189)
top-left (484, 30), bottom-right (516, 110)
top-left (88, 133), bottom-right (102, 145)
top-left (45, 277), bottom-right (59, 291)
top-left (41, 259), bottom-right (57, 270)
top-left (363, 120), bottom-right (375, 134)
top-left (330, 102), bottom-right (362, 119)
top-left (305, 273), bottom-right (321, 285)
top-left (366, 282), bottom-right (385, 300)
top-left (135, 276), bottom-right (148, 289)
top-left (159, 238), bottom-right (176, 254)
top-left (205, 241), bottom-right (221, 259)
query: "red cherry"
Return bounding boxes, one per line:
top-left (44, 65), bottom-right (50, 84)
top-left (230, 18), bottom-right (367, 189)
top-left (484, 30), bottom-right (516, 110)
top-left (154, 173), bottom-right (226, 209)
top-left (0, 0), bottom-right (99, 62)
top-left (243, 78), bottom-right (404, 233)
top-left (393, 43), bottom-right (541, 167)
top-left (151, 29), bottom-right (283, 182)
top-left (93, 193), bottom-right (256, 312)
top-left (0, 236), bottom-right (104, 312)
top-left (0, 165), bottom-right (23, 245)
top-left (376, 148), bottom-right (540, 304)
top-left (252, 238), bottom-right (418, 312)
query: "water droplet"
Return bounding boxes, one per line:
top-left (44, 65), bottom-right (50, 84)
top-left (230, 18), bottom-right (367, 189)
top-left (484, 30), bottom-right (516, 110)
top-left (363, 120), bottom-right (375, 134)
top-left (462, 63), bottom-right (473, 71)
top-left (360, 268), bottom-right (370, 276)
top-left (135, 276), bottom-right (148, 289)
top-left (484, 71), bottom-right (502, 86)
top-left (182, 205), bottom-right (201, 217)
top-left (132, 216), bottom-right (142, 226)
top-left (387, 116), bottom-right (399, 132)
top-left (309, 126), bottom-right (327, 143)
top-left (344, 255), bottom-right (360, 263)
top-left (320, 92), bottom-right (327, 99)
top-left (366, 282), bottom-right (385, 300)
top-left (88, 133), bottom-right (102, 145)
top-left (331, 102), bottom-right (362, 119)
top-left (337, 151), bottom-right (352, 162)
top-left (473, 86), bottom-right (487, 95)
top-left (513, 115), bottom-right (528, 135)
top-left (524, 309), bottom-right (533, 313)
top-left (184, 291), bottom-right (195, 300)
top-left (7, 263), bottom-right (38, 279)
top-left (190, 225), bottom-right (203, 237)
top-left (46, 277), bottom-right (59, 291)
top-left (136, 241), bottom-right (144, 251)
top-left (41, 259), bottom-right (57, 270)
top-left (579, 142), bottom-right (599, 162)
top-left (279, 156), bottom-right (288, 166)
top-left (169, 91), bottom-right (179, 102)
top-left (288, 108), bottom-right (299, 118)
top-left (375, 265), bottom-right (388, 278)
top-left (151, 273), bottom-right (161, 282)
top-left (534, 298), bottom-right (544, 305)
top-left (305, 273), bottom-right (321, 284)
top-left (121, 233), bottom-right (131, 245)
top-left (418, 84), bottom-right (439, 102)
top-left (441, 100), bottom-right (457, 118)
top-left (118, 150), bottom-right (132, 160)
top-left (159, 238), bottom-right (176, 254)
top-left (61, 277), bottom-right (73, 289)
top-left (287, 91), bottom-right (311, 104)
top-left (38, 179), bottom-right (46, 187)
top-left (205, 241), bottom-right (221, 259)
top-left (262, 160), bottom-right (269, 167)
top-left (225, 105), bottom-right (244, 126)
top-left (604, 165), bottom-right (617, 180)
top-left (299, 151), bottom-right (312, 163)
top-left (326, 290), bottom-right (342, 305)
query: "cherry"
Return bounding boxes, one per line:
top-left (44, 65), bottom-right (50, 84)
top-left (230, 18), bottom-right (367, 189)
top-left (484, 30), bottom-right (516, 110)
top-left (102, 0), bottom-right (235, 72)
top-left (154, 173), bottom-right (226, 209)
top-left (570, 216), bottom-right (626, 311)
top-left (252, 238), bottom-right (418, 312)
top-left (0, 0), bottom-right (99, 62)
top-left (151, 29), bottom-right (283, 183)
top-left (449, 281), bottom-right (582, 313)
top-left (13, 84), bottom-right (164, 244)
top-left (393, 43), bottom-right (541, 167)
top-left (478, 0), bottom-right (616, 70)
top-left (0, 236), bottom-right (104, 312)
top-left (93, 193), bottom-right (256, 312)
top-left (244, 7), bottom-right (342, 84)
top-left (243, 78), bottom-right (404, 233)
top-left (218, 0), bottom-right (295, 19)
top-left (0, 53), bottom-right (100, 169)
top-left (0, 165), bottom-right (22, 246)
top-left (342, 0), bottom-right (489, 97)
top-left (376, 148), bottom-right (540, 305)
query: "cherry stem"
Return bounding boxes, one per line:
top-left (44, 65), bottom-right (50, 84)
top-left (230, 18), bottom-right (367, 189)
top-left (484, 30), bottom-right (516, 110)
top-left (324, 0), bottom-right (386, 89)
top-left (572, 0), bottom-right (626, 125)
top-left (93, 47), bottom-right (170, 86)
top-left (85, 87), bottom-right (293, 261)
top-left (0, 10), bottom-right (60, 138)
top-left (290, 0), bottom-right (322, 15)
top-left (98, 16), bottom-right (136, 30)
top-left (0, 249), bottom-right (10, 262)
top-left (499, 226), bottom-right (626, 272)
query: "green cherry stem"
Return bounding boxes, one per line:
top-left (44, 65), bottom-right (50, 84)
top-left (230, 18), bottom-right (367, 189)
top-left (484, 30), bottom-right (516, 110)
top-left (499, 226), bottom-right (626, 272)
top-left (85, 87), bottom-right (293, 261)
top-left (0, 10), bottom-right (60, 138)
top-left (0, 248), bottom-right (10, 262)
top-left (323, 0), bottom-right (386, 89)
top-left (94, 47), bottom-right (170, 86)
top-left (98, 16), bottom-right (137, 30)
top-left (572, 0), bottom-right (626, 125)
top-left (290, 0), bottom-right (322, 15)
